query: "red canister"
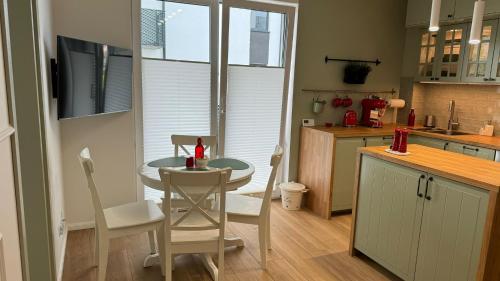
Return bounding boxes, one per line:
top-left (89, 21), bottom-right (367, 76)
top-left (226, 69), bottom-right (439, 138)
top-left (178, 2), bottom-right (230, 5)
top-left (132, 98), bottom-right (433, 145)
top-left (186, 156), bottom-right (194, 168)
top-left (392, 128), bottom-right (401, 151)
top-left (399, 129), bottom-right (409, 153)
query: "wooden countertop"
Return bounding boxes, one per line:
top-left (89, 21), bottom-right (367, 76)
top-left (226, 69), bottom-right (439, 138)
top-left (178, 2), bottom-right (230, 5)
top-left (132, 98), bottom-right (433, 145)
top-left (305, 124), bottom-right (400, 137)
top-left (359, 144), bottom-right (500, 192)
top-left (306, 125), bottom-right (500, 150)
top-left (411, 130), bottom-right (500, 150)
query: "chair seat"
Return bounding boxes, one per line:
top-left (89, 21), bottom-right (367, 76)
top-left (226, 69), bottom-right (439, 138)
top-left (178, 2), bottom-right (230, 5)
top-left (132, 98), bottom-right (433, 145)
top-left (172, 229), bottom-right (220, 244)
top-left (226, 193), bottom-right (263, 217)
top-left (229, 185), bottom-right (266, 195)
top-left (104, 200), bottom-right (165, 230)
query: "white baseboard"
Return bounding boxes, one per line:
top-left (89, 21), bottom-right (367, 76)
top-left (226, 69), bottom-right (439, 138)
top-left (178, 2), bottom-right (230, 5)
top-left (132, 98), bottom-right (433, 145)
top-left (56, 228), bottom-right (68, 281)
top-left (67, 221), bottom-right (95, 231)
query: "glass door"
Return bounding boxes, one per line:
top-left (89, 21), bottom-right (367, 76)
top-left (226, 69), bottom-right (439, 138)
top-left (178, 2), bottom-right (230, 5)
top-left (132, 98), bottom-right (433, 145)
top-left (141, 0), bottom-right (218, 200)
top-left (490, 20), bottom-right (500, 82)
top-left (416, 30), bottom-right (439, 81)
top-left (219, 0), bottom-right (295, 193)
top-left (462, 19), bottom-right (499, 83)
top-left (435, 24), bottom-right (467, 82)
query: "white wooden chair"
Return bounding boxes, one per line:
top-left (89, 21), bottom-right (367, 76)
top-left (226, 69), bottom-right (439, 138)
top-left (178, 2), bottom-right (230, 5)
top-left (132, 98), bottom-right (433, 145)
top-left (225, 145), bottom-right (283, 269)
top-left (157, 168), bottom-right (230, 281)
top-left (78, 148), bottom-right (165, 281)
top-left (171, 135), bottom-right (217, 159)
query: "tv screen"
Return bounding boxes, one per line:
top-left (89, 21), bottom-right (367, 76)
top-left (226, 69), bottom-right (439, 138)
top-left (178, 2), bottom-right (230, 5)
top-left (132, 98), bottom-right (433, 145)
top-left (57, 35), bottom-right (133, 119)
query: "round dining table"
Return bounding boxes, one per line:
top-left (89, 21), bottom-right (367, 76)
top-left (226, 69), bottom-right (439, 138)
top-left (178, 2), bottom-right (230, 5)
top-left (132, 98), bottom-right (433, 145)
top-left (137, 156), bottom-right (255, 280)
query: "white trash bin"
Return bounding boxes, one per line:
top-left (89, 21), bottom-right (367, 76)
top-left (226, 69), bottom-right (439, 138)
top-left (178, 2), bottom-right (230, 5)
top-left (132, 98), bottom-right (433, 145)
top-left (279, 182), bottom-right (307, 211)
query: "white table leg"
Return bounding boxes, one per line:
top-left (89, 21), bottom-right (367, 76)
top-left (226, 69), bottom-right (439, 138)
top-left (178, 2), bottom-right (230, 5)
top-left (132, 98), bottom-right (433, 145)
top-left (143, 253), bottom-right (160, 268)
top-left (224, 236), bottom-right (245, 248)
top-left (200, 253), bottom-right (218, 281)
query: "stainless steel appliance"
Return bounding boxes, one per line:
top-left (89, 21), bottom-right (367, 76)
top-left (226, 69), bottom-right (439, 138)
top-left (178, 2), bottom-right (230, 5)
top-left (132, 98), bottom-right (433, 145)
top-left (424, 115), bottom-right (436, 127)
top-left (495, 151), bottom-right (500, 162)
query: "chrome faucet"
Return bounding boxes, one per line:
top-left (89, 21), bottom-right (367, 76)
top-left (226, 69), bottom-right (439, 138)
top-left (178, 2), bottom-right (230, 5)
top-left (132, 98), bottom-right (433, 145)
top-left (447, 100), bottom-right (459, 132)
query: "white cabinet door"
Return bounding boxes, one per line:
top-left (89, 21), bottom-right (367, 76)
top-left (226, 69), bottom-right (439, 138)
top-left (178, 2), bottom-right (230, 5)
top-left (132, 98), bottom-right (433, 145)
top-left (406, 0), bottom-right (432, 27)
top-left (332, 138), bottom-right (366, 211)
top-left (355, 156), bottom-right (425, 281)
top-left (455, 0), bottom-right (500, 19)
top-left (415, 176), bottom-right (489, 281)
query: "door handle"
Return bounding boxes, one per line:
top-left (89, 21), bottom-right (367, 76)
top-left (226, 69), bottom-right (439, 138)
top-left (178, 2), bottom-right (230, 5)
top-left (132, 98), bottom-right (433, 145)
top-left (417, 175), bottom-right (425, 198)
top-left (424, 177), bottom-right (433, 200)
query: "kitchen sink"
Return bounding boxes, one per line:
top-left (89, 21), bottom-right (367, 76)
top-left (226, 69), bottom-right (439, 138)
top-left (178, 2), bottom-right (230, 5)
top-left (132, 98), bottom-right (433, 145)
top-left (410, 128), bottom-right (472, 136)
top-left (432, 130), bottom-right (472, 136)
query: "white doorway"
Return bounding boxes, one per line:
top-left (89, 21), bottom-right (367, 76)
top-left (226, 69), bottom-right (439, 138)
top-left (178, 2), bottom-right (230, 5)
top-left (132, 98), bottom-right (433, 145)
top-left (139, 0), bottom-right (297, 200)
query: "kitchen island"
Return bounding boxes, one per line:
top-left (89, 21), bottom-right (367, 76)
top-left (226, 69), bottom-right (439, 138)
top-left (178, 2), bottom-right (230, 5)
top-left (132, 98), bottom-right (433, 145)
top-left (350, 144), bottom-right (500, 281)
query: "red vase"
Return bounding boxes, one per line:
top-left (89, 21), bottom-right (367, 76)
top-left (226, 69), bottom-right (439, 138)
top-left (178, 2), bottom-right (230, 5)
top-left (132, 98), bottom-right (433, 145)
top-left (195, 137), bottom-right (205, 159)
top-left (408, 108), bottom-right (416, 127)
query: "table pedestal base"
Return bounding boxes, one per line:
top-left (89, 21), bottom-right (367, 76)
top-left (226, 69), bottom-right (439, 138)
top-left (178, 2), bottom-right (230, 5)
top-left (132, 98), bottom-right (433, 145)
top-left (143, 236), bottom-right (245, 280)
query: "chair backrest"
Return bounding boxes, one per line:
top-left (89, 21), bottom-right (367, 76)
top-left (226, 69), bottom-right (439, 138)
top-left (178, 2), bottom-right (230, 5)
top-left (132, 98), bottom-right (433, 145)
top-left (260, 145), bottom-right (284, 217)
top-left (158, 168), bottom-right (230, 236)
top-left (171, 135), bottom-right (217, 159)
top-left (78, 147), bottom-right (107, 231)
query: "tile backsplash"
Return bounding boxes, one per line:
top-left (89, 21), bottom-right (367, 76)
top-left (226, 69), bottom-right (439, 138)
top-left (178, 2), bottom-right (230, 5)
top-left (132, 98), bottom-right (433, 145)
top-left (411, 84), bottom-right (500, 135)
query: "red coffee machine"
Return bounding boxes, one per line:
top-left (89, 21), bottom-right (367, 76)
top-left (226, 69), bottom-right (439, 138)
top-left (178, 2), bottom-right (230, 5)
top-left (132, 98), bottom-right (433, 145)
top-left (361, 97), bottom-right (387, 128)
top-left (343, 110), bottom-right (357, 127)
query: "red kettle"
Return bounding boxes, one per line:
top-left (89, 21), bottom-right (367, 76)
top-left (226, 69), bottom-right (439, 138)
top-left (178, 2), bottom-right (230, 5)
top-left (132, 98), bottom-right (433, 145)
top-left (343, 110), bottom-right (357, 127)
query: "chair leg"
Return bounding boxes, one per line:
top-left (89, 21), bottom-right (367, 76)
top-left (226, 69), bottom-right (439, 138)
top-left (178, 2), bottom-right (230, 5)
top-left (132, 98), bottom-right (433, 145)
top-left (165, 243), bottom-right (172, 281)
top-left (156, 225), bottom-right (166, 276)
top-left (97, 235), bottom-right (109, 281)
top-left (218, 242), bottom-right (225, 281)
top-left (94, 226), bottom-right (99, 266)
top-left (258, 223), bottom-right (267, 269)
top-left (148, 230), bottom-right (156, 254)
top-left (266, 213), bottom-right (272, 250)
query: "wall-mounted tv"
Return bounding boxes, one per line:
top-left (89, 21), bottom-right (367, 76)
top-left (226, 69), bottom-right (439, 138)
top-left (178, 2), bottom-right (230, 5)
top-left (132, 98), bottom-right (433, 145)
top-left (57, 35), bottom-right (132, 120)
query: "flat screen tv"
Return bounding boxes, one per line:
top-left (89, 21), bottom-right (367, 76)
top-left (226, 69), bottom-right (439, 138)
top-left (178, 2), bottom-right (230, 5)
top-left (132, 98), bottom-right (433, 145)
top-left (57, 35), bottom-right (133, 119)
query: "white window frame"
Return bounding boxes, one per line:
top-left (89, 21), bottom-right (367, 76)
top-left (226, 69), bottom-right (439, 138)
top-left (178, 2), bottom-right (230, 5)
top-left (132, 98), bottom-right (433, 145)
top-left (133, 0), bottom-right (298, 200)
top-left (219, 0), bottom-right (297, 188)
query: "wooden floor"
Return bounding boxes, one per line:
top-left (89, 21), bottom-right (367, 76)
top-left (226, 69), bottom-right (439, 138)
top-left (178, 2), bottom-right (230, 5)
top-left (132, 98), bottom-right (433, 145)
top-left (62, 201), bottom-right (401, 281)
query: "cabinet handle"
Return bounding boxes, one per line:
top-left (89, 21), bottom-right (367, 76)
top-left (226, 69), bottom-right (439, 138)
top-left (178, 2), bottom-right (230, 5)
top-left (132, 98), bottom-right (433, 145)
top-left (490, 78), bottom-right (497, 81)
top-left (417, 175), bottom-right (425, 198)
top-left (424, 177), bottom-right (433, 200)
top-left (462, 145), bottom-right (479, 152)
top-left (443, 142), bottom-right (449, 150)
top-left (430, 77), bottom-right (435, 81)
top-left (434, 77), bottom-right (440, 81)
top-left (484, 78), bottom-right (490, 81)
top-left (363, 137), bottom-right (367, 147)
top-left (447, 14), bottom-right (453, 18)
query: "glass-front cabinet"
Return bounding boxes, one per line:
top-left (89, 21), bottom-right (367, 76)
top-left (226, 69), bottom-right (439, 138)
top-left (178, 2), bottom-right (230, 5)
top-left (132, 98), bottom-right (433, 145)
top-left (491, 21), bottom-right (500, 82)
top-left (416, 30), bottom-right (439, 81)
top-left (416, 24), bottom-right (467, 82)
top-left (436, 24), bottom-right (467, 82)
top-left (462, 19), bottom-right (499, 83)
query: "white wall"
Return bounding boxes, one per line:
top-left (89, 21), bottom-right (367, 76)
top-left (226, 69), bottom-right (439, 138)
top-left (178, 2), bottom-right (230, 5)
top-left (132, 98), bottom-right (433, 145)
top-left (36, 0), bottom-right (67, 279)
top-left (289, 0), bottom-right (407, 181)
top-left (52, 0), bottom-right (137, 226)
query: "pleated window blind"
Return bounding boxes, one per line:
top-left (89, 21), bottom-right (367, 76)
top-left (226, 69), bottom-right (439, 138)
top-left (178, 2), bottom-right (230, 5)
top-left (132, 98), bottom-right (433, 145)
top-left (224, 66), bottom-right (284, 193)
top-left (142, 59), bottom-right (211, 200)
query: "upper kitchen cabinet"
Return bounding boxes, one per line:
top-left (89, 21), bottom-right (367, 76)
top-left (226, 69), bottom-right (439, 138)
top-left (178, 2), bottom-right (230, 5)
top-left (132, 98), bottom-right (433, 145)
top-left (416, 24), bottom-right (467, 82)
top-left (416, 30), bottom-right (440, 81)
top-left (436, 24), bottom-right (468, 81)
top-left (406, 0), bottom-right (456, 27)
top-left (462, 19), bottom-right (499, 83)
top-left (491, 21), bottom-right (500, 81)
top-left (454, 0), bottom-right (500, 20)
